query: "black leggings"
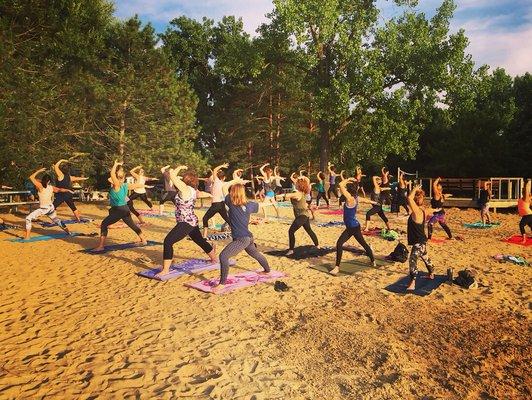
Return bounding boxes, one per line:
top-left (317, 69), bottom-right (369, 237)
top-left (519, 214), bottom-right (532, 235)
top-left (53, 192), bottom-right (77, 212)
top-left (100, 206), bottom-right (142, 236)
top-left (398, 197), bottom-right (409, 214)
top-left (289, 215), bottom-right (319, 250)
top-left (202, 201), bottom-right (229, 228)
top-left (327, 185), bottom-right (338, 199)
top-left (366, 205), bottom-right (388, 224)
top-left (129, 192), bottom-right (152, 209)
top-left (336, 225), bottom-right (374, 265)
top-left (316, 191), bottom-right (329, 207)
top-left (163, 222), bottom-right (213, 260)
top-left (159, 191), bottom-right (177, 205)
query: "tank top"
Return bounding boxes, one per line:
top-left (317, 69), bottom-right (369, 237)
top-left (316, 181), bottom-right (325, 192)
top-left (329, 174), bottom-right (336, 185)
top-left (291, 194), bottom-right (310, 218)
top-left (263, 178), bottom-right (274, 194)
top-left (109, 184), bottom-right (128, 207)
top-left (174, 186), bottom-right (198, 226)
top-left (39, 185), bottom-right (54, 207)
top-left (211, 178), bottom-right (224, 202)
top-left (133, 176), bottom-right (146, 194)
top-left (431, 196), bottom-right (445, 214)
top-left (407, 211), bottom-right (427, 245)
top-left (56, 174), bottom-right (72, 190)
top-left (370, 190), bottom-right (381, 205)
top-left (343, 201), bottom-right (359, 228)
top-left (518, 198), bottom-right (531, 216)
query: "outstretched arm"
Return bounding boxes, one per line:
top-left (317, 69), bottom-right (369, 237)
top-left (70, 176), bottom-right (89, 183)
top-left (29, 168), bottom-right (46, 191)
top-left (54, 159), bottom-right (68, 181)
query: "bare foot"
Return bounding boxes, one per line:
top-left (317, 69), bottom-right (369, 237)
top-left (154, 269), bottom-right (169, 279)
top-left (211, 284), bottom-right (225, 294)
top-left (257, 270), bottom-right (271, 276)
top-left (138, 239), bottom-right (148, 246)
top-left (329, 266), bottom-right (340, 276)
top-left (406, 278), bottom-right (416, 291)
top-left (427, 273), bottom-right (435, 280)
top-left (286, 249), bottom-right (294, 256)
top-left (92, 246), bottom-right (105, 252)
top-left (370, 260), bottom-right (377, 267)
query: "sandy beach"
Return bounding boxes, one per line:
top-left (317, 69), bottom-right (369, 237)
top-left (0, 201), bottom-right (530, 399)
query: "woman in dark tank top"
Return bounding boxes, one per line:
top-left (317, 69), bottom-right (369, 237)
top-left (405, 185), bottom-right (434, 292)
top-left (428, 177), bottom-right (452, 239)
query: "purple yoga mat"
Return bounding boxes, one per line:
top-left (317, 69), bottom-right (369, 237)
top-left (138, 258), bottom-right (235, 281)
top-left (185, 270), bottom-right (287, 294)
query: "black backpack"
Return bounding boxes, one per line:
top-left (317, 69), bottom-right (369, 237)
top-left (388, 242), bottom-right (409, 263)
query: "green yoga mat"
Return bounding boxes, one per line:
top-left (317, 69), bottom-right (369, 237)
top-left (311, 258), bottom-right (391, 276)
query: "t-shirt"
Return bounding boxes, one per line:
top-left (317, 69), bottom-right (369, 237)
top-left (225, 194), bottom-right (259, 238)
top-left (109, 184), bottom-right (128, 207)
top-left (211, 177), bottom-right (225, 202)
top-left (163, 171), bottom-right (174, 192)
top-left (478, 189), bottom-right (489, 205)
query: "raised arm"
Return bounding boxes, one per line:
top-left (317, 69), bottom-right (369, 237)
top-left (130, 165), bottom-right (142, 180)
top-left (29, 168), bottom-right (46, 191)
top-left (525, 179), bottom-right (531, 202)
top-left (432, 177), bottom-right (441, 194)
top-left (168, 166), bottom-right (189, 195)
top-left (54, 159), bottom-right (68, 181)
top-left (340, 170), bottom-right (346, 181)
top-left (316, 172), bottom-right (322, 182)
top-left (408, 184), bottom-right (424, 223)
top-left (399, 172), bottom-right (406, 188)
top-left (160, 165), bottom-right (170, 174)
top-left (290, 172), bottom-right (298, 184)
top-left (338, 177), bottom-right (357, 205)
top-left (372, 176), bottom-right (380, 188)
top-left (212, 163), bottom-right (229, 180)
top-left (327, 162), bottom-right (335, 176)
top-left (260, 163), bottom-right (270, 177)
top-left (110, 161), bottom-right (123, 190)
top-left (233, 169), bottom-right (244, 180)
top-left (70, 176), bottom-right (89, 183)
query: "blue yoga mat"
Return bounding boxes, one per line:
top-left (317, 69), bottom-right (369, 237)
top-left (81, 240), bottom-right (162, 254)
top-left (317, 221), bottom-right (344, 228)
top-left (0, 224), bottom-right (18, 231)
top-left (463, 221), bottom-right (500, 229)
top-left (39, 218), bottom-right (93, 227)
top-left (385, 274), bottom-right (447, 296)
top-left (8, 232), bottom-right (83, 243)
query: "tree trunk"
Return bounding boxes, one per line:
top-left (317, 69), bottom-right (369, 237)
top-left (119, 100), bottom-right (127, 159)
top-left (275, 93), bottom-right (281, 166)
top-left (319, 119), bottom-right (330, 171)
top-left (268, 93), bottom-right (273, 164)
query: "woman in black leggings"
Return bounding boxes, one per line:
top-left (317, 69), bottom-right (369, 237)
top-left (155, 166), bottom-right (216, 279)
top-left (330, 177), bottom-right (375, 275)
top-left (364, 175), bottom-right (391, 231)
top-left (285, 176), bottom-right (319, 255)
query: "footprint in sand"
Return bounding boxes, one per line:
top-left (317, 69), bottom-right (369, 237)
top-left (177, 364), bottom-right (223, 385)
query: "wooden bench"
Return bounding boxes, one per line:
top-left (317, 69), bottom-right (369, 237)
top-left (0, 190), bottom-right (39, 213)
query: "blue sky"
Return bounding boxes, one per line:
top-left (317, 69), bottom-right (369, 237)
top-left (113, 0), bottom-right (532, 76)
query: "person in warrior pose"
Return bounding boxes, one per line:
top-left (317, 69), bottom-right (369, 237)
top-left (329, 176), bottom-right (375, 275)
top-left (155, 166), bottom-right (217, 278)
top-left (327, 162), bottom-right (339, 202)
top-left (129, 166), bottom-right (156, 209)
top-left (428, 177), bottom-right (453, 240)
top-left (406, 185), bottom-right (434, 291)
top-left (212, 181), bottom-right (270, 293)
top-left (517, 179), bottom-right (531, 243)
top-left (364, 175), bottom-right (391, 232)
top-left (355, 166), bottom-right (366, 198)
top-left (284, 175), bottom-right (319, 255)
top-left (396, 171), bottom-right (411, 216)
top-left (53, 159), bottom-right (88, 221)
top-left (94, 161), bottom-right (147, 251)
top-left (25, 167), bottom-right (73, 239)
top-left (315, 171), bottom-right (329, 208)
top-left (260, 163), bottom-right (280, 218)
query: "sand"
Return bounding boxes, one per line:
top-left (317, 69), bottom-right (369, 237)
top-left (0, 201), bottom-right (530, 399)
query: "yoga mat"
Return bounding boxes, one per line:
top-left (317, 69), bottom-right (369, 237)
top-left (96, 222), bottom-right (128, 229)
top-left (363, 228), bottom-right (382, 236)
top-left (81, 240), bottom-right (162, 254)
top-left (492, 254), bottom-right (528, 266)
top-left (138, 259), bottom-right (236, 281)
top-left (318, 209), bottom-right (343, 215)
top-left (185, 270), bottom-right (286, 294)
top-left (385, 274), bottom-right (447, 296)
top-left (8, 232), bottom-right (83, 243)
top-left (430, 237), bottom-right (447, 244)
top-left (264, 245), bottom-right (335, 259)
top-left (39, 218), bottom-right (93, 227)
top-left (206, 232), bottom-right (232, 241)
top-left (0, 223), bottom-right (18, 231)
top-left (463, 221), bottom-right (500, 229)
top-left (502, 235), bottom-right (532, 247)
top-left (310, 257), bottom-right (390, 276)
top-left (138, 210), bottom-right (172, 218)
top-left (316, 221), bottom-right (344, 228)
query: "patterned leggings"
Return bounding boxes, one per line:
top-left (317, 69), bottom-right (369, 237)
top-left (25, 205), bottom-right (66, 231)
top-left (409, 243), bottom-right (433, 279)
top-left (219, 236), bottom-right (270, 284)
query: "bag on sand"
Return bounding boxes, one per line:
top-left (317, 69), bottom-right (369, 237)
top-left (387, 242), bottom-right (409, 263)
top-left (454, 269), bottom-right (478, 289)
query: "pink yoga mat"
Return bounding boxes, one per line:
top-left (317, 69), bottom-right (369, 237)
top-left (318, 209), bottom-right (343, 215)
top-left (185, 270), bottom-right (287, 294)
top-left (503, 235), bottom-right (532, 246)
top-left (363, 228), bottom-right (382, 236)
top-left (138, 259), bottom-right (235, 281)
top-left (430, 237), bottom-right (447, 244)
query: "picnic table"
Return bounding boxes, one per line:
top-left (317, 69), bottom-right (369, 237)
top-left (0, 190), bottom-right (38, 211)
